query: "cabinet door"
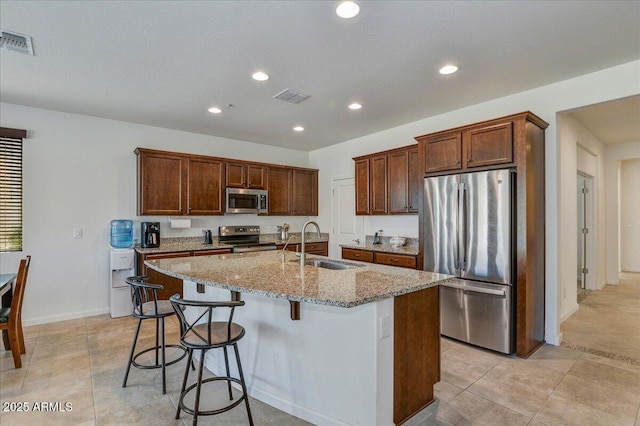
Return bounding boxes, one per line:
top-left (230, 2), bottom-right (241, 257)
top-left (408, 148), bottom-right (421, 213)
top-left (388, 150), bottom-right (409, 213)
top-left (355, 159), bottom-right (370, 215)
top-left (464, 122), bottom-right (513, 168)
top-left (137, 151), bottom-right (185, 215)
top-left (247, 164), bottom-right (267, 189)
top-left (370, 155), bottom-right (388, 214)
top-left (292, 169), bottom-right (318, 215)
top-left (226, 162), bottom-right (246, 187)
top-left (374, 252), bottom-right (417, 269)
top-left (187, 158), bottom-right (224, 215)
top-left (424, 133), bottom-right (462, 173)
top-left (268, 166), bottom-right (292, 215)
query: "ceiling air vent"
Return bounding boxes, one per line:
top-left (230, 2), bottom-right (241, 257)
top-left (0, 30), bottom-right (34, 55)
top-left (274, 88), bottom-right (309, 104)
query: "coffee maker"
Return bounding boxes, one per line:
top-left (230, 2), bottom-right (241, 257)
top-left (141, 222), bottom-right (160, 248)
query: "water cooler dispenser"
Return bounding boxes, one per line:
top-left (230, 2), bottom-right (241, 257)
top-left (110, 248), bottom-right (134, 318)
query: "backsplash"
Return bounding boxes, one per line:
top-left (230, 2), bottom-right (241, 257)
top-left (365, 235), bottom-right (418, 248)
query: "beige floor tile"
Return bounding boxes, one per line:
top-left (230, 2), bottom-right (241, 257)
top-left (440, 354), bottom-right (490, 389)
top-left (440, 341), bottom-right (506, 371)
top-left (534, 393), bottom-right (634, 426)
top-left (432, 391), bottom-right (530, 425)
top-left (567, 359), bottom-right (640, 395)
top-left (466, 359), bottom-right (564, 417)
top-left (525, 343), bottom-right (582, 373)
top-left (434, 380), bottom-right (464, 403)
top-left (580, 351), bottom-right (640, 375)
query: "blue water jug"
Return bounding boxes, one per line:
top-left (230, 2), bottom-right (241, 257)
top-left (110, 219), bottom-right (133, 248)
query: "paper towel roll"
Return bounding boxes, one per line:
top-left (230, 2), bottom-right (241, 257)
top-left (169, 218), bottom-right (192, 229)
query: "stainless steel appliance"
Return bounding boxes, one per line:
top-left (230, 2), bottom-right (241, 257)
top-left (225, 188), bottom-right (268, 214)
top-left (141, 222), bottom-right (160, 248)
top-left (218, 226), bottom-right (276, 253)
top-left (424, 168), bottom-right (515, 354)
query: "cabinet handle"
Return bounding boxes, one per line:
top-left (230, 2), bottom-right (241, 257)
top-left (354, 254), bottom-right (360, 257)
top-left (456, 160), bottom-right (460, 165)
top-left (391, 258), bottom-right (398, 262)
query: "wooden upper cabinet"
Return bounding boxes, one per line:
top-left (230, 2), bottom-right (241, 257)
top-left (416, 118), bottom-right (515, 175)
top-left (464, 121), bottom-right (513, 168)
top-left (268, 166), bottom-right (292, 215)
top-left (292, 169), bottom-right (318, 216)
top-left (423, 133), bottom-right (462, 174)
top-left (355, 159), bottom-right (370, 215)
top-left (388, 150), bottom-right (409, 213)
top-left (408, 147), bottom-right (421, 213)
top-left (137, 149), bottom-right (185, 215)
top-left (187, 157), bottom-right (224, 215)
top-left (226, 162), bottom-right (267, 189)
top-left (370, 155), bottom-right (388, 214)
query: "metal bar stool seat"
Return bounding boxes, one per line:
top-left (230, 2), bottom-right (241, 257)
top-left (170, 294), bottom-right (253, 426)
top-left (122, 276), bottom-right (188, 394)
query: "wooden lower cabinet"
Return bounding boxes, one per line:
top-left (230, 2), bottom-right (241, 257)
top-left (342, 247), bottom-right (418, 269)
top-left (137, 248), bottom-right (232, 299)
top-left (394, 285), bottom-right (439, 423)
top-left (275, 241), bottom-right (328, 256)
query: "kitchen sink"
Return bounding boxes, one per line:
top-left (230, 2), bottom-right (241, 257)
top-left (290, 258), bottom-right (363, 270)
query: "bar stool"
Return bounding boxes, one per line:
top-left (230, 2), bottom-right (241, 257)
top-left (170, 294), bottom-right (253, 426)
top-left (122, 276), bottom-right (187, 394)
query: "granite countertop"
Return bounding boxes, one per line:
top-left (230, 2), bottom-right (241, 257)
top-left (135, 233), bottom-right (330, 255)
top-left (340, 236), bottom-right (419, 256)
top-left (145, 250), bottom-right (451, 308)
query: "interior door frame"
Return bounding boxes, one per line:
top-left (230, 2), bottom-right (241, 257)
top-left (330, 175), bottom-right (364, 259)
top-left (577, 172), bottom-right (595, 291)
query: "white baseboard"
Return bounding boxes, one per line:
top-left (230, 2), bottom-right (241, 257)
top-left (545, 332), bottom-right (562, 346)
top-left (23, 308), bottom-right (110, 326)
top-left (621, 267), bottom-right (640, 273)
top-left (560, 304), bottom-right (579, 323)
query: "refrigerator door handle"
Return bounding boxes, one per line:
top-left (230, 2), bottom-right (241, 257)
top-left (441, 281), bottom-right (507, 296)
top-left (458, 182), bottom-right (468, 271)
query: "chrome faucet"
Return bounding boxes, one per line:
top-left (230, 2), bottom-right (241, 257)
top-left (300, 220), bottom-right (321, 266)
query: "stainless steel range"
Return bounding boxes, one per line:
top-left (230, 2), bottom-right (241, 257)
top-left (218, 226), bottom-right (277, 253)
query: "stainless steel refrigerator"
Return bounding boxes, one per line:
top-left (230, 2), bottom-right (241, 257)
top-left (424, 168), bottom-right (514, 354)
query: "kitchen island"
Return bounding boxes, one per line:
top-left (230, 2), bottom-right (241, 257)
top-left (146, 250), bottom-right (452, 425)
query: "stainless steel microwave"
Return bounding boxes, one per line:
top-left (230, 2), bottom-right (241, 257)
top-left (225, 188), bottom-right (268, 214)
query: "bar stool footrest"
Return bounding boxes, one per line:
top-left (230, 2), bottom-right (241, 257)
top-left (131, 344), bottom-right (187, 370)
top-left (179, 376), bottom-right (247, 417)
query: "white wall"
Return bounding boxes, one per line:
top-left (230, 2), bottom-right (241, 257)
top-left (0, 103), bottom-right (311, 325)
top-left (556, 114), bottom-right (607, 321)
top-left (604, 141), bottom-right (640, 283)
top-left (311, 60), bottom-right (640, 346)
top-left (620, 158), bottom-right (640, 272)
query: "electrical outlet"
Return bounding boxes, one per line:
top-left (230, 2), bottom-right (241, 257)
top-left (73, 227), bottom-right (82, 239)
top-left (379, 315), bottom-right (390, 339)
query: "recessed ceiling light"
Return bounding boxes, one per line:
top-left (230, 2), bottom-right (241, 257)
top-left (348, 102), bottom-right (362, 110)
top-left (336, 1), bottom-right (360, 19)
top-left (208, 107), bottom-right (222, 114)
top-left (293, 126), bottom-right (304, 132)
top-left (439, 65), bottom-right (459, 75)
top-left (252, 71), bottom-right (270, 81)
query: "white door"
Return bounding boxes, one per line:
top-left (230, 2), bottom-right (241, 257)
top-left (330, 177), bottom-right (364, 258)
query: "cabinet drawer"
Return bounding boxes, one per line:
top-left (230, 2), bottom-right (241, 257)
top-left (374, 252), bottom-right (417, 269)
top-left (304, 242), bottom-right (327, 255)
top-left (193, 249), bottom-right (232, 256)
top-left (342, 248), bottom-right (374, 263)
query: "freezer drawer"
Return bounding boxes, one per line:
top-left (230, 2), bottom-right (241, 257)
top-left (440, 279), bottom-right (513, 354)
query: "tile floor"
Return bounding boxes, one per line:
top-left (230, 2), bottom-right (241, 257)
top-left (1, 282), bottom-right (639, 425)
top-left (561, 272), bottom-right (640, 364)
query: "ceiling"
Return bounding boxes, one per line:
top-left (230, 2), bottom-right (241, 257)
top-left (1, 1), bottom-right (639, 151)
top-left (566, 95), bottom-right (640, 145)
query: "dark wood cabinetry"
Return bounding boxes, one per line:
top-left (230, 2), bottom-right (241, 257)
top-left (353, 144), bottom-right (418, 215)
top-left (226, 162), bottom-right (267, 189)
top-left (137, 248), bottom-right (232, 300)
top-left (341, 247), bottom-right (418, 269)
top-left (415, 111), bottom-right (548, 358)
top-left (136, 148), bottom-right (317, 216)
top-left (416, 119), bottom-right (514, 175)
top-left (268, 167), bottom-right (318, 216)
top-left (276, 241), bottom-right (328, 256)
top-left (355, 159), bottom-right (370, 215)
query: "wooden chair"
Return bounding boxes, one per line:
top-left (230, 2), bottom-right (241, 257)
top-left (0, 255), bottom-right (31, 368)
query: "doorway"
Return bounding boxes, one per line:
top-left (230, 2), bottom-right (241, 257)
top-left (330, 177), bottom-right (363, 258)
top-left (576, 172), bottom-right (593, 302)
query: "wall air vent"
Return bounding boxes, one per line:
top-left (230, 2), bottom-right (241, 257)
top-left (274, 88), bottom-right (309, 104)
top-left (0, 30), bottom-right (34, 55)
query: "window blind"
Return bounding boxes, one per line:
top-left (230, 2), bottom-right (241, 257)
top-left (0, 136), bottom-right (23, 252)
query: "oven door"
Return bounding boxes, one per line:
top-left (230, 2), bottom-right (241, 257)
top-left (226, 189), bottom-right (259, 214)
